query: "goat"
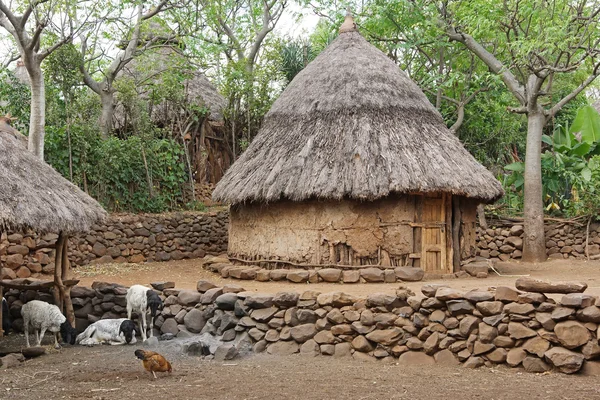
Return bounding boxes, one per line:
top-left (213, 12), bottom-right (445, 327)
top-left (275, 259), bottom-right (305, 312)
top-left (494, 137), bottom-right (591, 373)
top-left (126, 285), bottom-right (163, 341)
top-left (21, 300), bottom-right (71, 348)
top-left (76, 318), bottom-right (138, 346)
top-left (2, 297), bottom-right (11, 335)
top-left (60, 320), bottom-right (77, 345)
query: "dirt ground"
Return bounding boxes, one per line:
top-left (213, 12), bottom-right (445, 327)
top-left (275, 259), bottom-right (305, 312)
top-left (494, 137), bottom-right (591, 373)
top-left (4, 258), bottom-right (600, 399)
top-left (2, 342), bottom-right (600, 400)
top-left (72, 257), bottom-right (600, 299)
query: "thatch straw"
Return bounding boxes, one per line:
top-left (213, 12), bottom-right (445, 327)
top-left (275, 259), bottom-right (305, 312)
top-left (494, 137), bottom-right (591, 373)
top-left (213, 24), bottom-right (504, 205)
top-left (0, 129), bottom-right (107, 234)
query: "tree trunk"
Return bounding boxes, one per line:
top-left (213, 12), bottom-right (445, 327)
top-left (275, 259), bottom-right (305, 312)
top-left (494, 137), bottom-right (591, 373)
top-left (99, 91), bottom-right (115, 139)
top-left (28, 66), bottom-right (46, 159)
top-left (522, 111), bottom-right (547, 262)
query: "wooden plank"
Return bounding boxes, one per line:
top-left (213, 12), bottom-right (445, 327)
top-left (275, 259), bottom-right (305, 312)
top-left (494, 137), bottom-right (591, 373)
top-left (451, 196), bottom-right (461, 272)
top-left (409, 253), bottom-right (421, 259)
top-left (413, 195), bottom-right (423, 269)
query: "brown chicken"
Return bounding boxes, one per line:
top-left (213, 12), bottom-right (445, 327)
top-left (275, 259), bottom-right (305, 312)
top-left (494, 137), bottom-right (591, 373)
top-left (134, 349), bottom-right (172, 379)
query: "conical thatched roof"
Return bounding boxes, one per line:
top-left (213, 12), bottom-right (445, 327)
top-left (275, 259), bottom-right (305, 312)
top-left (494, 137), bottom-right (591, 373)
top-left (213, 15), bottom-right (503, 205)
top-left (0, 128), bottom-right (107, 234)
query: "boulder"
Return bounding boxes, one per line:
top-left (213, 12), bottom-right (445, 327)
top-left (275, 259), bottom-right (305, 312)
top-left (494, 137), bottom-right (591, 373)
top-left (398, 351), bottom-right (435, 366)
top-left (183, 309), bottom-right (206, 333)
top-left (506, 348), bottom-right (527, 367)
top-left (351, 335), bottom-right (374, 352)
top-left (300, 339), bottom-right (320, 356)
top-left (522, 356), bottom-right (551, 373)
top-left (515, 277), bottom-right (587, 294)
top-left (394, 267), bottom-right (424, 282)
top-left (495, 287), bottom-right (520, 302)
top-left (476, 301), bottom-right (504, 316)
top-left (544, 347), bottom-right (584, 374)
top-left (554, 320), bottom-right (591, 349)
top-left (435, 288), bottom-right (464, 301)
top-left (290, 324), bottom-right (317, 343)
top-left (267, 341), bottom-right (299, 355)
top-left (360, 268), bottom-right (384, 282)
top-left (366, 328), bottom-right (404, 346)
top-left (507, 322), bottom-right (537, 339)
top-left (523, 336), bottom-right (550, 358)
top-left (314, 268), bottom-right (342, 283)
top-left (272, 292), bottom-right (299, 308)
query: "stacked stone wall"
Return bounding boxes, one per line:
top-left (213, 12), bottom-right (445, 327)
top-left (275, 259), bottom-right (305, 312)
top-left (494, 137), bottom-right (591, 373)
top-left (4, 274), bottom-right (599, 374)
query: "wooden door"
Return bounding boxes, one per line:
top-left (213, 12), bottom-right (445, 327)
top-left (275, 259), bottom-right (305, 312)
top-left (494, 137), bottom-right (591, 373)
top-left (420, 195), bottom-right (448, 273)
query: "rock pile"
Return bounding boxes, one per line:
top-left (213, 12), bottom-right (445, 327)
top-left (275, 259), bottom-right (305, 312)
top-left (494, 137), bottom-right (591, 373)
top-left (0, 210), bottom-right (228, 279)
top-left (4, 277), bottom-right (600, 374)
top-left (202, 257), bottom-right (435, 284)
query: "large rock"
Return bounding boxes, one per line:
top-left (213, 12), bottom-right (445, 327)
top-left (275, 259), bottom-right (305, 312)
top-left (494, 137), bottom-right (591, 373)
top-left (183, 309), bottom-right (206, 333)
top-left (421, 284), bottom-right (449, 297)
top-left (464, 291), bottom-right (494, 302)
top-left (515, 277), bottom-right (587, 294)
top-left (360, 268), bottom-right (384, 282)
top-left (352, 335), bottom-right (374, 352)
top-left (287, 270), bottom-right (309, 283)
top-left (398, 351), bottom-right (435, 366)
top-left (272, 292), bottom-right (299, 308)
top-left (244, 293), bottom-right (274, 309)
top-left (366, 293), bottom-right (397, 308)
top-left (435, 288), bottom-right (464, 301)
top-left (522, 356), bottom-right (551, 373)
top-left (486, 348), bottom-right (507, 363)
top-left (394, 267), bottom-right (424, 282)
top-left (267, 341), bottom-right (299, 355)
top-left (577, 306), bottom-right (600, 323)
top-left (476, 301), bottom-right (504, 316)
top-left (214, 344), bottom-right (239, 361)
top-left (251, 307), bottom-right (279, 322)
top-left (523, 336), bottom-right (550, 358)
top-left (433, 349), bottom-right (460, 366)
top-left (197, 280), bottom-right (218, 293)
top-left (554, 320), bottom-right (591, 349)
top-left (199, 288), bottom-right (223, 304)
top-left (506, 348), bottom-right (527, 367)
top-left (459, 315), bottom-right (480, 337)
top-left (316, 292), bottom-right (357, 307)
top-left (160, 318), bottom-right (179, 335)
top-left (215, 293), bottom-right (238, 310)
top-left (508, 322), bottom-right (537, 339)
top-left (290, 324), bottom-right (317, 343)
top-left (317, 268), bottom-right (342, 282)
top-left (560, 293), bottom-right (596, 308)
top-left (366, 328), bottom-right (404, 346)
top-left (300, 339), bottom-right (320, 356)
top-left (544, 347), bottom-right (584, 374)
top-left (503, 302), bottom-right (535, 315)
top-left (447, 300), bottom-right (474, 316)
top-left (495, 287), bottom-right (520, 302)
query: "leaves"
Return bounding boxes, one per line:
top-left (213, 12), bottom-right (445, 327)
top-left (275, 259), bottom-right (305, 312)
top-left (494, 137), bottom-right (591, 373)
top-left (570, 105), bottom-right (600, 144)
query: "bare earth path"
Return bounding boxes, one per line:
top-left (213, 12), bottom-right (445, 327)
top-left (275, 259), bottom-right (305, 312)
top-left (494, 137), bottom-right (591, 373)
top-left (2, 344), bottom-right (600, 400)
top-left (73, 258), bottom-right (600, 299)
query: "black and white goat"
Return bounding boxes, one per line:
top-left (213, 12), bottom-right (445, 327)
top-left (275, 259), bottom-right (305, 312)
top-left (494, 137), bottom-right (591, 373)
top-left (21, 300), bottom-right (72, 348)
top-left (126, 285), bottom-right (163, 341)
top-left (2, 297), bottom-right (11, 335)
top-left (76, 318), bottom-right (138, 346)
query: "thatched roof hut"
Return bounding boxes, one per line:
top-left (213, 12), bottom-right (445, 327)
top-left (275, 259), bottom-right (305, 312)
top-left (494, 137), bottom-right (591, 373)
top-left (213, 14), bottom-right (503, 273)
top-left (0, 124), bottom-right (107, 234)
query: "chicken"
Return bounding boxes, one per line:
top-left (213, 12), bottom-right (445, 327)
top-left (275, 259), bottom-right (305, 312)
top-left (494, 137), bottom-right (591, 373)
top-left (134, 349), bottom-right (172, 379)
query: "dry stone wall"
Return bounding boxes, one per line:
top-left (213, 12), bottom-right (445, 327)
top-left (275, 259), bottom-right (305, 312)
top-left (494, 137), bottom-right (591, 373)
top-left (476, 220), bottom-right (600, 262)
top-left (0, 211), bottom-right (228, 280)
top-left (4, 276), bottom-right (600, 375)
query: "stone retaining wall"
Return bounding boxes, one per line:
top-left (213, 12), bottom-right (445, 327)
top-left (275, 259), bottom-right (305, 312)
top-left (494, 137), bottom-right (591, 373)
top-left (0, 211), bottom-right (228, 280)
top-left (4, 277), bottom-right (600, 374)
top-left (477, 219), bottom-right (599, 262)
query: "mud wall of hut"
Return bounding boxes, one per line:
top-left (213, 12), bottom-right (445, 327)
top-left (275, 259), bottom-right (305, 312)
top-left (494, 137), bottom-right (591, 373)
top-left (228, 197), bottom-right (418, 267)
top-left (0, 211), bottom-right (228, 279)
top-left (3, 277), bottom-right (600, 375)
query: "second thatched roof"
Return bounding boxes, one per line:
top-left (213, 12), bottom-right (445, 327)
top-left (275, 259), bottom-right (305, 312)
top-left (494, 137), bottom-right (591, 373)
top-left (213, 15), bottom-right (503, 205)
top-left (0, 128), bottom-right (107, 235)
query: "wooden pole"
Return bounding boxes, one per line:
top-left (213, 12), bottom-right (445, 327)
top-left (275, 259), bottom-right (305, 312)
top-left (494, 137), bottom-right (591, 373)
top-left (0, 285), bottom-right (4, 338)
top-left (62, 237), bottom-right (75, 327)
top-left (53, 232), bottom-right (66, 314)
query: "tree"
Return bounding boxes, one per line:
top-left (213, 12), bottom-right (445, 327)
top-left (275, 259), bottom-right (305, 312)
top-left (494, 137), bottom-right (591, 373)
top-left (79, 1), bottom-right (171, 138)
top-left (438, 0), bottom-right (600, 262)
top-left (0, 0), bottom-right (90, 158)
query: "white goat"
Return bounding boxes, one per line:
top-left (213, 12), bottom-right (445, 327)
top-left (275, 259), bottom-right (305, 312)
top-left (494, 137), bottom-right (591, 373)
top-left (76, 318), bottom-right (138, 346)
top-left (126, 285), bottom-right (163, 341)
top-left (21, 300), bottom-right (68, 348)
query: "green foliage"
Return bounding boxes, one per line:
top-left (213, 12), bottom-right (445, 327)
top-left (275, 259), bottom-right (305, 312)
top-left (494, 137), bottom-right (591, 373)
top-left (503, 105), bottom-right (600, 216)
top-left (0, 68), bottom-right (31, 132)
top-left (45, 126), bottom-right (187, 213)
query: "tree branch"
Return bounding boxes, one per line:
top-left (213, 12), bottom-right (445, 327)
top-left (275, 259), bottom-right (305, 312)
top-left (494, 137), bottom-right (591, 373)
top-left (446, 26), bottom-right (526, 104)
top-left (546, 60), bottom-right (600, 118)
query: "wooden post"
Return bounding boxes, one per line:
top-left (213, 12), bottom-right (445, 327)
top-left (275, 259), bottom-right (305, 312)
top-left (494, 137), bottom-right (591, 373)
top-left (0, 284), bottom-right (4, 338)
top-left (53, 233), bottom-right (64, 310)
top-left (62, 237), bottom-right (75, 327)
